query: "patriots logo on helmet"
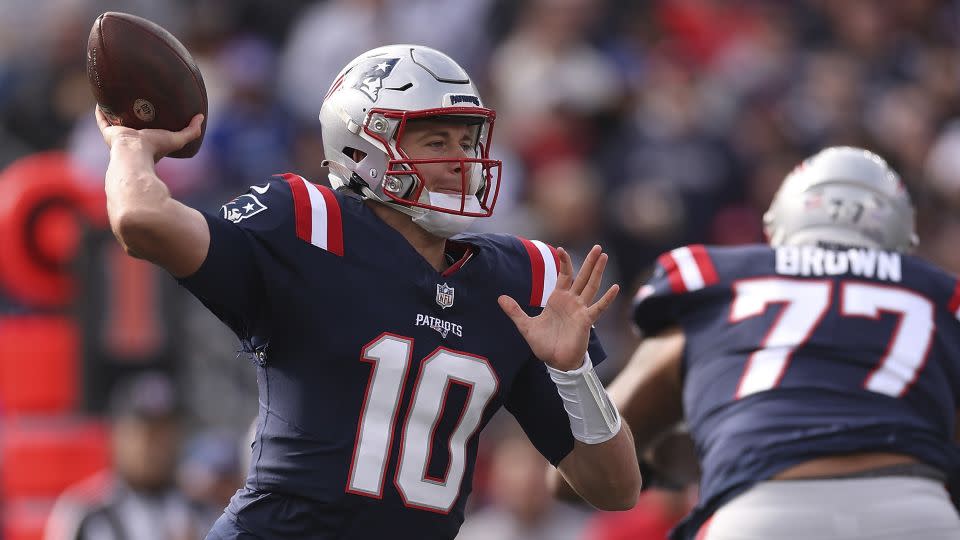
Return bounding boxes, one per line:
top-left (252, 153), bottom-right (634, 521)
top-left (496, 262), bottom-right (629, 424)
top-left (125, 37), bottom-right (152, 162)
top-left (352, 58), bottom-right (400, 102)
top-left (804, 191), bottom-right (824, 210)
top-left (221, 194), bottom-right (267, 223)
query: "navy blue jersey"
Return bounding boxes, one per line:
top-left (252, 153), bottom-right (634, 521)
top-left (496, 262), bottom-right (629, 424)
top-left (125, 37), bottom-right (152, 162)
top-left (178, 174), bottom-right (605, 539)
top-left (633, 244), bottom-right (960, 540)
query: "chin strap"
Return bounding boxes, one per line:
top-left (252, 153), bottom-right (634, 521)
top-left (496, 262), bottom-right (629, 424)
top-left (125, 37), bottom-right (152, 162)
top-left (322, 161), bottom-right (478, 238)
top-left (321, 160), bottom-right (355, 188)
top-left (323, 160), bottom-right (421, 218)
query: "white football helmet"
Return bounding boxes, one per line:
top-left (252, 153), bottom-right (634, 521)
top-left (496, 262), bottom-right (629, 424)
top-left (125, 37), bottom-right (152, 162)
top-left (319, 44), bottom-right (501, 237)
top-left (764, 146), bottom-right (918, 252)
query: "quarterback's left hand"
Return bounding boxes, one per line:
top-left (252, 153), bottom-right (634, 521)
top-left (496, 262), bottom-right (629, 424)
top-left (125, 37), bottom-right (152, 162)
top-left (498, 245), bottom-right (619, 371)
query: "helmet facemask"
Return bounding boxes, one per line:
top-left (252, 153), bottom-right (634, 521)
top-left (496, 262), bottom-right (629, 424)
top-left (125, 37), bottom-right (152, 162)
top-left (362, 107), bottom-right (502, 221)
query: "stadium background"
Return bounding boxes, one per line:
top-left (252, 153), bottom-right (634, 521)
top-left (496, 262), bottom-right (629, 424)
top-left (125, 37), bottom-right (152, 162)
top-left (0, 0), bottom-right (958, 538)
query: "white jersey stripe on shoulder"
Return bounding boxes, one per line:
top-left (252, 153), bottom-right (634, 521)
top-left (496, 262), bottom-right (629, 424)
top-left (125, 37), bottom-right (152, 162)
top-left (671, 246), bottom-right (706, 292)
top-left (532, 240), bottom-right (557, 307)
top-left (302, 180), bottom-right (329, 251)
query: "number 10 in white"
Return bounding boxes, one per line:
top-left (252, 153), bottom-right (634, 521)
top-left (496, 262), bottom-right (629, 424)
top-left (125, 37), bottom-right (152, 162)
top-left (347, 333), bottom-right (499, 513)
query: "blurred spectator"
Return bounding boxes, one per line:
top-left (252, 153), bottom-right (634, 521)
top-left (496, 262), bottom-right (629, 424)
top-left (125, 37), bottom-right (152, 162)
top-left (864, 84), bottom-right (936, 182)
top-left (488, 0), bottom-right (623, 167)
top-left (7, 0), bottom-right (960, 283)
top-left (0, 1), bottom-right (93, 152)
top-left (923, 119), bottom-right (960, 210)
top-left (205, 36), bottom-right (297, 196)
top-left (582, 429), bottom-right (699, 540)
top-left (527, 158), bottom-right (604, 250)
top-left (4, 2), bottom-right (960, 536)
top-left (68, 112), bottom-right (214, 203)
top-left (581, 488), bottom-right (694, 540)
top-left (489, 0), bottom-right (621, 119)
top-left (920, 217), bottom-right (960, 276)
top-left (463, 140), bottom-right (529, 235)
top-left (0, 0), bottom-right (186, 154)
top-left (781, 50), bottom-right (864, 149)
top-left (178, 430), bottom-right (243, 532)
top-left (278, 0), bottom-right (494, 123)
top-left (456, 429), bottom-right (591, 540)
top-left (44, 372), bottom-right (201, 540)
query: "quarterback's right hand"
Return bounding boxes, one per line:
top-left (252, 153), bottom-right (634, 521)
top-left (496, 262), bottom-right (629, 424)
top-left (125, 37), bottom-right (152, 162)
top-left (95, 106), bottom-right (203, 161)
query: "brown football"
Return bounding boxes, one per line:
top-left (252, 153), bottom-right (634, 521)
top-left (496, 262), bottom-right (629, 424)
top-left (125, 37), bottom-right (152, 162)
top-left (86, 12), bottom-right (207, 158)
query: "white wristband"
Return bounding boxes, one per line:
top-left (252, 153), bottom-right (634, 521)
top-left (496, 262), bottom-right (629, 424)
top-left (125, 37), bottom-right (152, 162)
top-left (547, 353), bottom-right (622, 444)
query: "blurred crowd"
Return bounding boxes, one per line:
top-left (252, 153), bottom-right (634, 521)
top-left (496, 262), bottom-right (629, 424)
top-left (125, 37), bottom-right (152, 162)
top-left (2, 0), bottom-right (959, 538)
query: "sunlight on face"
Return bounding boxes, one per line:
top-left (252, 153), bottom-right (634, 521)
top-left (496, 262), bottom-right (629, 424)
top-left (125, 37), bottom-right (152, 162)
top-left (398, 118), bottom-right (480, 194)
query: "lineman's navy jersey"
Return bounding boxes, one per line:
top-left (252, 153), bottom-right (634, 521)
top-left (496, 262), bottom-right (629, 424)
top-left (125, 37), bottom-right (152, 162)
top-left (178, 174), bottom-right (605, 539)
top-left (633, 244), bottom-right (960, 540)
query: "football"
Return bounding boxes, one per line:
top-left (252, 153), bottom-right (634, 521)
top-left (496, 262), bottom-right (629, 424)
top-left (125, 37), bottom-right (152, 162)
top-left (86, 12), bottom-right (207, 158)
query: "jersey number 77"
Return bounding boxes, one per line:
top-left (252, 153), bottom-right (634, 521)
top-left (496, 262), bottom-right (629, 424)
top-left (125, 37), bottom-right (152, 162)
top-left (730, 278), bottom-right (934, 399)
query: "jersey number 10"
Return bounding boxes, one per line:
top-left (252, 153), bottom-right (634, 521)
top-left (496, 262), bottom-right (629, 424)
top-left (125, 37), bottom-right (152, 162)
top-left (346, 333), bottom-right (498, 513)
top-left (731, 278), bottom-right (934, 399)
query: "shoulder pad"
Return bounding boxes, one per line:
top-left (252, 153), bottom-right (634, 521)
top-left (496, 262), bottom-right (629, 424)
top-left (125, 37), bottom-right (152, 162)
top-left (633, 244), bottom-right (721, 335)
top-left (654, 244), bottom-right (719, 294)
top-left (218, 173), bottom-right (345, 256)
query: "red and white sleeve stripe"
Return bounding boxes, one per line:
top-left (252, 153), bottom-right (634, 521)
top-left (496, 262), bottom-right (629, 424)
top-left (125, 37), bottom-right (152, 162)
top-left (519, 238), bottom-right (559, 307)
top-left (657, 245), bottom-right (719, 293)
top-left (281, 173), bottom-right (344, 257)
top-left (948, 281), bottom-right (960, 321)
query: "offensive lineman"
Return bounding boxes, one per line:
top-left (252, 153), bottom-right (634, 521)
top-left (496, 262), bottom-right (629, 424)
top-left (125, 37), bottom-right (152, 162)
top-left (608, 147), bottom-right (960, 539)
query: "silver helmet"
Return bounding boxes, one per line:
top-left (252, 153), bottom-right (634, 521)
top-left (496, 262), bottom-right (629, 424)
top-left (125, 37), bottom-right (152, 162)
top-left (319, 44), bottom-right (501, 237)
top-left (763, 146), bottom-right (918, 252)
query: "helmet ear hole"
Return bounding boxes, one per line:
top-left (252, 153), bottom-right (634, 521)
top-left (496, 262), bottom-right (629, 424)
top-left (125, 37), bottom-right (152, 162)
top-left (343, 147), bottom-right (367, 164)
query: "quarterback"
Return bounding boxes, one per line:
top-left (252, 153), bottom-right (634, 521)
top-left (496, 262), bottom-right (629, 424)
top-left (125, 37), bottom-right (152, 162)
top-left (97, 44), bottom-right (640, 539)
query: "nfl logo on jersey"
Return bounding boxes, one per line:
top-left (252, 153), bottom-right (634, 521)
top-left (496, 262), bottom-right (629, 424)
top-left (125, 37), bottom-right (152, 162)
top-left (436, 283), bottom-right (455, 309)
